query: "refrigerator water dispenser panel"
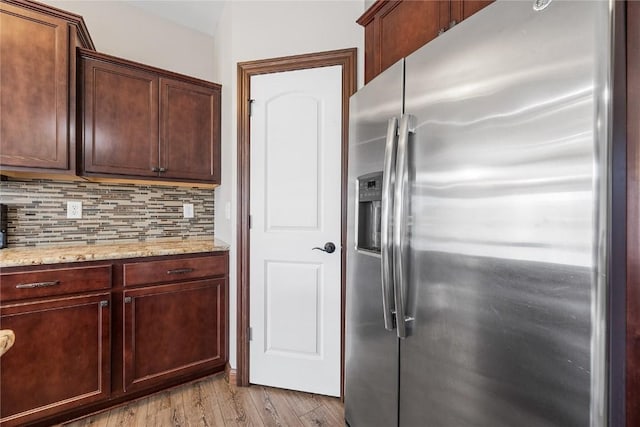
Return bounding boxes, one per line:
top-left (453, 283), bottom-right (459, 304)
top-left (357, 172), bottom-right (382, 253)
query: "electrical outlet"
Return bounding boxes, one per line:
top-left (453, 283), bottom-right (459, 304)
top-left (67, 201), bottom-right (82, 219)
top-left (183, 203), bottom-right (194, 219)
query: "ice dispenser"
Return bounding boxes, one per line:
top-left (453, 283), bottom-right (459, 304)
top-left (357, 172), bottom-right (383, 253)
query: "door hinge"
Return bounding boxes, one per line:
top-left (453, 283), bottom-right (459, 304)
top-left (249, 99), bottom-right (255, 116)
top-left (249, 215), bottom-right (252, 229)
top-left (248, 327), bottom-right (253, 341)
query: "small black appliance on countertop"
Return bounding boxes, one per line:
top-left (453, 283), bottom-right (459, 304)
top-left (1, 204), bottom-right (7, 249)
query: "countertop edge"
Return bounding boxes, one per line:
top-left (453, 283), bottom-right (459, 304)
top-left (0, 240), bottom-right (230, 269)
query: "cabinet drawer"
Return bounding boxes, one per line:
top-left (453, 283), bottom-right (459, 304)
top-left (123, 254), bottom-right (227, 287)
top-left (0, 266), bottom-right (112, 302)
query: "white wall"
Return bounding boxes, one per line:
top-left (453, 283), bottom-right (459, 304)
top-left (40, 0), bottom-right (216, 81)
top-left (213, 0), bottom-right (365, 370)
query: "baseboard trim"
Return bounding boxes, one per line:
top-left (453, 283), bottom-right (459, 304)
top-left (225, 363), bottom-right (237, 386)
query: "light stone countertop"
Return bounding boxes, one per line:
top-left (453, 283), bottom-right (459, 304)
top-left (0, 238), bottom-right (230, 268)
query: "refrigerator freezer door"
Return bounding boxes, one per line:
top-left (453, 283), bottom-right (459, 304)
top-left (401, 1), bottom-right (610, 426)
top-left (345, 60), bottom-right (403, 427)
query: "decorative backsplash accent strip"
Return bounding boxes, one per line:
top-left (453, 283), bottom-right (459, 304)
top-left (0, 178), bottom-right (214, 248)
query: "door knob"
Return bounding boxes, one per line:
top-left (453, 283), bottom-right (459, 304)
top-left (313, 242), bottom-right (336, 254)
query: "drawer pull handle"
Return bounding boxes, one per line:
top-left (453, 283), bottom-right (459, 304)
top-left (16, 280), bottom-right (60, 289)
top-left (167, 268), bottom-right (194, 275)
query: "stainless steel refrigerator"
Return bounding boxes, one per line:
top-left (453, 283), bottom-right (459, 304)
top-left (345, 1), bottom-right (619, 426)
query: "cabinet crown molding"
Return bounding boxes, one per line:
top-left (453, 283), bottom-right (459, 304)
top-left (2, 0), bottom-right (95, 49)
top-left (356, 0), bottom-right (392, 26)
top-left (78, 48), bottom-right (221, 89)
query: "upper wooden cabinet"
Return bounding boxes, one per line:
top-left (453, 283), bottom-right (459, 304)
top-left (79, 49), bottom-right (221, 184)
top-left (0, 0), bottom-right (94, 173)
top-left (358, 0), bottom-right (493, 83)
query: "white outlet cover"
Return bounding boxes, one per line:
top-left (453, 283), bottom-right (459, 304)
top-left (183, 203), bottom-right (194, 218)
top-left (67, 201), bottom-right (82, 219)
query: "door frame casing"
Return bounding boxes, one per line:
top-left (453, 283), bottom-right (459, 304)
top-left (236, 48), bottom-right (357, 394)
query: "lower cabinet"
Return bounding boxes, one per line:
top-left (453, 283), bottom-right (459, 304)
top-left (0, 294), bottom-right (111, 427)
top-left (123, 278), bottom-right (227, 392)
top-left (0, 251), bottom-right (228, 426)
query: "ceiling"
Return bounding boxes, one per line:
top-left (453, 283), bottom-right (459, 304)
top-left (127, 0), bottom-right (225, 37)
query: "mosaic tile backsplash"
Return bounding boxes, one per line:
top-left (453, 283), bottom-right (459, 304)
top-left (0, 178), bottom-right (214, 248)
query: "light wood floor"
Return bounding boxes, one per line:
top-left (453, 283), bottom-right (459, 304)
top-left (62, 374), bottom-right (345, 427)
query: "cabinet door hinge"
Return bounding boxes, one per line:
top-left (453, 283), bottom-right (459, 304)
top-left (248, 327), bottom-right (253, 341)
top-left (124, 296), bottom-right (132, 304)
top-left (439, 20), bottom-right (457, 36)
top-left (100, 300), bottom-right (109, 308)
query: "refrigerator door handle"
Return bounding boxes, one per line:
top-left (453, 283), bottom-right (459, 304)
top-left (393, 114), bottom-right (415, 339)
top-left (381, 117), bottom-right (398, 331)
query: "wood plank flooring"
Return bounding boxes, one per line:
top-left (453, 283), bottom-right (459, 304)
top-left (62, 374), bottom-right (345, 427)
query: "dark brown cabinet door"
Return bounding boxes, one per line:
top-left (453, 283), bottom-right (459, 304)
top-left (359, 0), bottom-right (449, 83)
top-left (0, 3), bottom-right (69, 170)
top-left (359, 0), bottom-right (493, 83)
top-left (451, 0), bottom-right (493, 22)
top-left (123, 278), bottom-right (227, 393)
top-left (160, 78), bottom-right (221, 183)
top-left (378, 0), bottom-right (449, 78)
top-left (82, 57), bottom-right (159, 177)
top-left (0, 294), bottom-right (111, 427)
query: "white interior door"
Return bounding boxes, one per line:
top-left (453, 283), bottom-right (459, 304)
top-left (249, 65), bottom-right (342, 396)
